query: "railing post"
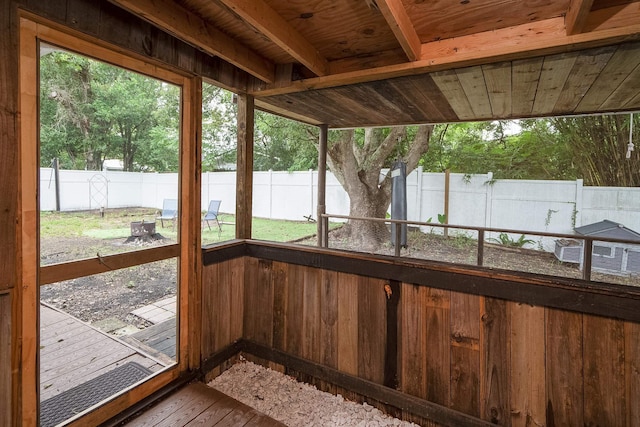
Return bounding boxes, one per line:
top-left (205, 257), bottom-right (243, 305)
top-left (477, 229), bottom-right (484, 266)
top-left (322, 216), bottom-right (329, 248)
top-left (395, 221), bottom-right (401, 257)
top-left (317, 124), bottom-right (328, 247)
top-left (582, 237), bottom-right (592, 281)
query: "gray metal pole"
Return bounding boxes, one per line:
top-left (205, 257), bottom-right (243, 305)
top-left (317, 124), bottom-right (328, 247)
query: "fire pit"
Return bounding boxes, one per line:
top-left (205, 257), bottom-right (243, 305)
top-left (124, 221), bottom-right (164, 244)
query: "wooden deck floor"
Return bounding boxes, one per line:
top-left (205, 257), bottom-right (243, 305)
top-left (124, 382), bottom-right (286, 427)
top-left (40, 304), bottom-right (169, 401)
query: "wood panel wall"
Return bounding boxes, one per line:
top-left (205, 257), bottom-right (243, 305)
top-left (0, 292), bottom-right (12, 425)
top-left (201, 246), bottom-right (640, 426)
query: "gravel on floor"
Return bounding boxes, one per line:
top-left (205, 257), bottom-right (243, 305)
top-left (208, 360), bottom-right (419, 427)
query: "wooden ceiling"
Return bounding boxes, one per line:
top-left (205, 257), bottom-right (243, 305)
top-left (110, 0), bottom-right (640, 127)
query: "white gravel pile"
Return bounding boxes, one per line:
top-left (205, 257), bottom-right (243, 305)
top-left (208, 360), bottom-right (419, 427)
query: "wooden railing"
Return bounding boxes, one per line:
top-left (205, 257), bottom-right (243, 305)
top-left (319, 213), bottom-right (640, 281)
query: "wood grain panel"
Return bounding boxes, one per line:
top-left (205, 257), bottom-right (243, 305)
top-left (301, 267), bottom-right (320, 361)
top-left (285, 263), bottom-right (304, 357)
top-left (401, 74), bottom-right (458, 121)
top-left (509, 303), bottom-right (545, 427)
top-left (576, 42), bottom-right (640, 111)
top-left (0, 0), bottom-right (18, 295)
top-left (457, 66), bottom-right (492, 118)
top-left (600, 61), bottom-right (640, 110)
top-left (450, 291), bottom-right (480, 417)
top-left (0, 292), bottom-right (11, 425)
top-left (357, 276), bottom-right (386, 384)
top-left (546, 308), bottom-right (583, 426)
top-left (337, 272), bottom-right (358, 376)
top-left (583, 314), bottom-right (625, 426)
top-left (425, 288), bottom-right (450, 406)
top-left (625, 321), bottom-right (640, 427)
top-left (431, 70), bottom-right (475, 120)
top-left (243, 258), bottom-right (274, 346)
top-left (202, 262), bottom-right (219, 355)
top-left (400, 283), bottom-right (427, 398)
top-left (483, 63), bottom-right (512, 118)
top-left (532, 52), bottom-right (578, 115)
top-left (320, 269), bottom-right (338, 368)
top-left (510, 57), bottom-right (543, 116)
top-left (271, 261), bottom-right (288, 352)
top-left (479, 297), bottom-right (510, 426)
top-left (553, 45), bottom-right (615, 112)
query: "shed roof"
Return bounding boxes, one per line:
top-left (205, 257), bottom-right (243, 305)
top-left (111, 0), bottom-right (640, 127)
top-left (575, 219), bottom-right (640, 241)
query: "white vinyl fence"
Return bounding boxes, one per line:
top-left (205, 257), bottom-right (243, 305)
top-left (40, 168), bottom-right (639, 250)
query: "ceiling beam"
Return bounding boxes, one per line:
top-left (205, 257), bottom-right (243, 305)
top-left (375, 0), bottom-right (421, 61)
top-left (109, 0), bottom-right (275, 83)
top-left (218, 0), bottom-right (329, 76)
top-left (566, 0), bottom-right (595, 35)
top-left (253, 8), bottom-right (640, 97)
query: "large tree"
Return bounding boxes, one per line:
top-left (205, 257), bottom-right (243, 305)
top-left (552, 114), bottom-right (640, 186)
top-left (328, 126), bottom-right (433, 250)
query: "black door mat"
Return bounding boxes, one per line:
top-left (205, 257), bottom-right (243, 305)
top-left (40, 362), bottom-right (152, 427)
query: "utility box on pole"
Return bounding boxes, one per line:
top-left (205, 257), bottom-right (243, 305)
top-left (390, 160), bottom-right (407, 248)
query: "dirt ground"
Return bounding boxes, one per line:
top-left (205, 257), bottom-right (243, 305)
top-left (40, 235), bottom-right (177, 326)
top-left (301, 226), bottom-right (639, 287)
top-left (40, 224), bottom-right (637, 328)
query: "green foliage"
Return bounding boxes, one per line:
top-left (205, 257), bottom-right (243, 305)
top-left (488, 232), bottom-right (535, 248)
top-left (40, 48), bottom-right (180, 172)
top-left (420, 120), bottom-right (577, 180)
top-left (552, 114), bottom-right (640, 186)
top-left (202, 84), bottom-right (237, 171)
top-left (253, 111), bottom-right (319, 171)
top-left (437, 213), bottom-right (447, 224)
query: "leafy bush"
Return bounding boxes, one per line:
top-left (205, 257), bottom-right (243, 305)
top-left (487, 232), bottom-right (534, 248)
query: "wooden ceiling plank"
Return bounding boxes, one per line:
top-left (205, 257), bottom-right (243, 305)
top-left (600, 62), bottom-right (640, 110)
top-left (431, 70), bottom-right (476, 121)
top-left (531, 53), bottom-right (579, 115)
top-left (389, 76), bottom-right (448, 122)
top-left (375, 0), bottom-right (421, 61)
top-left (482, 63), bottom-right (512, 118)
top-left (218, 0), bottom-right (329, 76)
top-left (456, 66), bottom-right (492, 118)
top-left (511, 57), bottom-right (544, 116)
top-left (566, 0), bottom-right (595, 35)
top-left (253, 10), bottom-right (640, 97)
top-left (254, 99), bottom-right (323, 126)
top-left (554, 46), bottom-right (616, 113)
top-left (108, 0), bottom-right (275, 83)
top-left (576, 42), bottom-right (640, 112)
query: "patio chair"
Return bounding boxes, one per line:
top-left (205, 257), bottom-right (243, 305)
top-left (202, 200), bottom-right (222, 234)
top-left (157, 199), bottom-right (178, 229)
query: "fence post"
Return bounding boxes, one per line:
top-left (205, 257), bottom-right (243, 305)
top-left (582, 237), bottom-right (592, 281)
top-left (574, 178), bottom-right (583, 228)
top-left (477, 229), bottom-right (484, 266)
top-left (415, 165), bottom-right (423, 222)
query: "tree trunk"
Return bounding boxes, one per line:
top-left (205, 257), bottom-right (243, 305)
top-left (326, 126), bottom-right (432, 251)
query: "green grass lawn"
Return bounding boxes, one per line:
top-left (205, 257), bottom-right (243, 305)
top-left (40, 208), bottom-right (321, 245)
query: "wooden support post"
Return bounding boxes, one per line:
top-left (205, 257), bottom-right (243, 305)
top-left (477, 230), bottom-right (485, 266)
top-left (444, 169), bottom-right (450, 238)
top-left (582, 237), bottom-right (592, 281)
top-left (317, 124), bottom-right (328, 247)
top-left (394, 224), bottom-right (401, 257)
top-left (236, 93), bottom-right (254, 239)
top-left (182, 76), bottom-right (202, 371)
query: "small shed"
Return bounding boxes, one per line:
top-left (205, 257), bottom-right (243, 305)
top-left (555, 220), bottom-right (640, 275)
